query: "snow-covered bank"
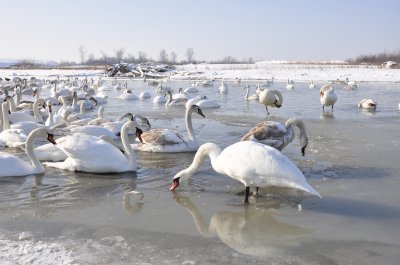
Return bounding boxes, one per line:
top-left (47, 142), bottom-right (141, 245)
top-left (1, 62), bottom-right (400, 82)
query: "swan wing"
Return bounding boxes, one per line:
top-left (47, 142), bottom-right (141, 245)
top-left (0, 152), bottom-right (35, 177)
top-left (142, 129), bottom-right (185, 145)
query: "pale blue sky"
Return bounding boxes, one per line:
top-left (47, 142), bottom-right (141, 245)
top-left (1, 0), bottom-right (399, 62)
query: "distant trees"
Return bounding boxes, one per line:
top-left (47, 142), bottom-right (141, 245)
top-left (170, 51), bottom-right (177, 64)
top-left (186, 48), bottom-right (195, 63)
top-left (159, 49), bottom-right (168, 63)
top-left (347, 49), bottom-right (400, 65)
top-left (138, 51), bottom-right (148, 63)
top-left (78, 45), bottom-right (87, 64)
top-left (115, 48), bottom-right (125, 63)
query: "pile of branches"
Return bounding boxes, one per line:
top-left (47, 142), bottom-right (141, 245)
top-left (104, 62), bottom-right (176, 78)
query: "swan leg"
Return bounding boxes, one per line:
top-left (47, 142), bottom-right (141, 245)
top-left (244, 186), bottom-right (250, 204)
top-left (252, 187), bottom-right (259, 197)
top-left (265, 106), bottom-right (270, 115)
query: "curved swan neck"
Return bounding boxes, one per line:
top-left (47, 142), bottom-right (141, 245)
top-left (176, 143), bottom-right (222, 180)
top-left (33, 99), bottom-right (44, 123)
top-left (272, 90), bottom-right (283, 105)
top-left (185, 107), bottom-right (195, 141)
top-left (2, 102), bottom-right (10, 130)
top-left (98, 106), bottom-right (104, 118)
top-left (26, 130), bottom-right (44, 172)
top-left (286, 118), bottom-right (308, 148)
top-left (165, 91), bottom-right (172, 106)
top-left (245, 86), bottom-right (250, 100)
top-left (120, 121), bottom-right (138, 165)
top-left (6, 97), bottom-right (17, 112)
top-left (15, 86), bottom-right (21, 105)
top-left (79, 102), bottom-right (85, 114)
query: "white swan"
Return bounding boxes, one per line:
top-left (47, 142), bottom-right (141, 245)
top-left (34, 135), bottom-right (124, 162)
top-left (345, 78), bottom-right (357, 89)
top-left (358, 98), bottom-right (377, 110)
top-left (139, 91), bottom-right (151, 100)
top-left (258, 89), bottom-right (283, 115)
top-left (196, 97), bottom-right (220, 109)
top-left (184, 86), bottom-right (199, 93)
top-left (133, 105), bottom-right (205, 153)
top-left (0, 127), bottom-right (56, 177)
top-left (320, 84), bottom-right (337, 111)
top-left (286, 79), bottom-right (294, 90)
top-left (185, 95), bottom-right (207, 108)
top-left (170, 141), bottom-right (321, 203)
top-left (309, 80), bottom-right (315, 89)
top-left (201, 79), bottom-right (214, 87)
top-left (0, 102), bottom-right (27, 147)
top-left (43, 120), bottom-right (143, 173)
top-left (5, 97), bottom-right (45, 124)
top-left (116, 82), bottom-right (138, 100)
top-left (218, 78), bottom-right (228, 95)
top-left (241, 118), bottom-right (309, 156)
top-left (165, 91), bottom-right (187, 107)
top-left (153, 85), bottom-right (167, 104)
top-left (244, 85), bottom-right (259, 101)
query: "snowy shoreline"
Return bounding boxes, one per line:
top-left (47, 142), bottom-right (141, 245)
top-left (1, 63), bottom-right (399, 83)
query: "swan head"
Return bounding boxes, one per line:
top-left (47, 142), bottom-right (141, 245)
top-left (125, 120), bottom-right (144, 143)
top-left (274, 99), bottom-right (282, 108)
top-left (190, 105), bottom-right (205, 118)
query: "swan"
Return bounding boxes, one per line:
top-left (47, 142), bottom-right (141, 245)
top-left (241, 118), bottom-right (308, 156)
top-left (101, 113), bottom-right (151, 136)
top-left (69, 124), bottom-right (119, 140)
top-left (345, 78), bottom-right (357, 89)
top-left (0, 102), bottom-right (27, 147)
top-left (260, 77), bottom-right (274, 88)
top-left (258, 89), bottom-right (283, 115)
top-left (5, 97), bottom-right (45, 124)
top-left (244, 85), bottom-right (259, 101)
top-left (172, 88), bottom-right (189, 100)
top-left (286, 79), bottom-right (294, 90)
top-left (116, 83), bottom-right (138, 100)
top-left (0, 127), bottom-right (56, 177)
top-left (196, 97), bottom-right (220, 108)
top-left (320, 84), bottom-right (337, 111)
top-left (153, 85), bottom-right (167, 103)
top-left (165, 91), bottom-right (188, 107)
top-left (309, 80), bottom-right (315, 89)
top-left (218, 78), bottom-right (228, 95)
top-left (184, 86), bottom-right (199, 93)
top-left (139, 91), bottom-right (151, 100)
top-left (234, 77), bottom-right (241, 85)
top-left (201, 79), bottom-right (214, 87)
top-left (185, 95), bottom-right (207, 108)
top-left (43, 120), bottom-right (143, 173)
top-left (34, 135), bottom-right (124, 162)
top-left (358, 99), bottom-right (377, 110)
top-left (133, 104), bottom-right (205, 153)
top-left (169, 141), bottom-right (321, 204)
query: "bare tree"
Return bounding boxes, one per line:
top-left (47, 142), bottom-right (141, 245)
top-left (100, 50), bottom-right (108, 64)
top-left (159, 49), bottom-right (168, 63)
top-left (138, 51), bottom-right (147, 63)
top-left (170, 51), bottom-right (177, 64)
top-left (186, 48), bottom-right (194, 63)
top-left (127, 53), bottom-right (136, 63)
top-left (87, 53), bottom-right (95, 64)
top-left (115, 47), bottom-right (125, 62)
top-left (78, 45), bottom-right (87, 64)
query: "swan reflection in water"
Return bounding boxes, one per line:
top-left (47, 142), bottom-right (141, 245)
top-left (172, 193), bottom-right (313, 257)
top-left (320, 111), bottom-right (335, 120)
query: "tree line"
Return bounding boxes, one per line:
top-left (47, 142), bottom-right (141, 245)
top-left (347, 49), bottom-right (400, 65)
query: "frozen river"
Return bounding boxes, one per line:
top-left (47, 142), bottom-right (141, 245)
top-left (1, 73), bottom-right (400, 264)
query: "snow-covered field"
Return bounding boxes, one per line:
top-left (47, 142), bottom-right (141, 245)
top-left (1, 62), bottom-right (399, 83)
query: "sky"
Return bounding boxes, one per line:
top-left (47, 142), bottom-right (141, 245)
top-left (1, 0), bottom-right (399, 63)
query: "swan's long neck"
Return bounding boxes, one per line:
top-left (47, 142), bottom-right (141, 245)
top-left (272, 90), bottom-right (283, 105)
top-left (120, 122), bottom-right (136, 168)
top-left (47, 105), bottom-right (55, 127)
top-left (2, 102), bottom-right (10, 130)
top-left (286, 118), bottom-right (308, 148)
top-left (0, 104), bottom-right (3, 132)
top-left (16, 87), bottom-right (21, 105)
top-left (176, 143), bottom-right (222, 180)
top-left (165, 91), bottom-right (172, 106)
top-left (98, 106), bottom-right (104, 118)
top-left (33, 100), bottom-right (44, 123)
top-left (79, 102), bottom-right (85, 114)
top-left (185, 108), bottom-right (196, 142)
top-left (6, 97), bottom-right (17, 112)
top-left (25, 130), bottom-right (44, 172)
